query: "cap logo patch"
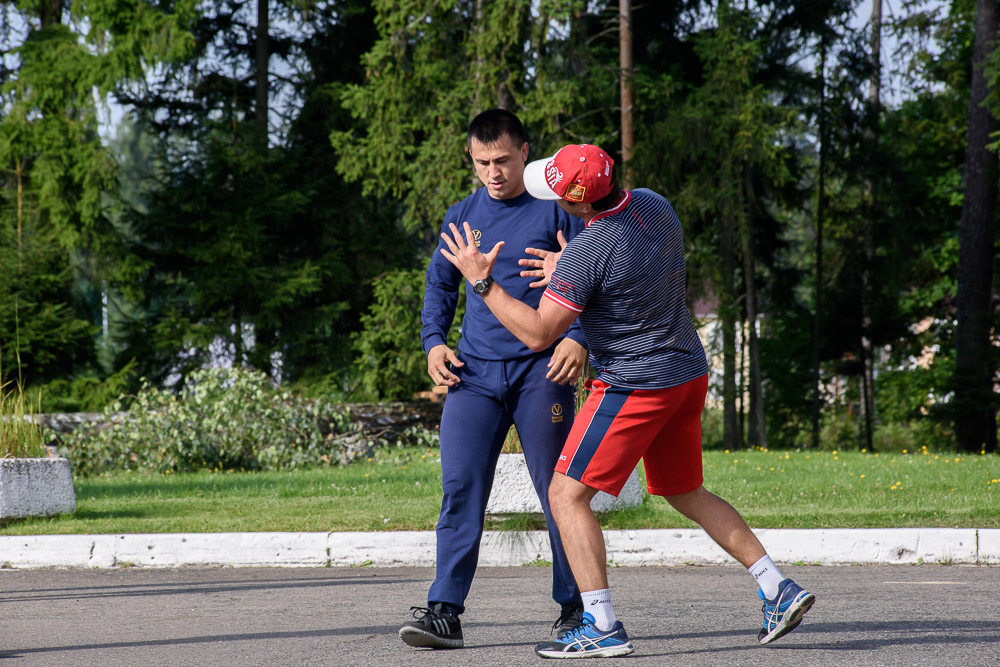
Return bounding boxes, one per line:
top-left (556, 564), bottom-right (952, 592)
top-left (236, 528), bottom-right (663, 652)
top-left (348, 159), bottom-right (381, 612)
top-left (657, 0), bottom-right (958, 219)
top-left (565, 183), bottom-right (586, 202)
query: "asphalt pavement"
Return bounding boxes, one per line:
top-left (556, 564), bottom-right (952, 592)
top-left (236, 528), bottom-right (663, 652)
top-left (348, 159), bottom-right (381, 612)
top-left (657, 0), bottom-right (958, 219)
top-left (2, 564), bottom-right (998, 666)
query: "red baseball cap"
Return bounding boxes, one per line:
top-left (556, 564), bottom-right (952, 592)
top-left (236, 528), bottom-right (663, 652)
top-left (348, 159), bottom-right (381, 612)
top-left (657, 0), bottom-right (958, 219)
top-left (524, 144), bottom-right (615, 203)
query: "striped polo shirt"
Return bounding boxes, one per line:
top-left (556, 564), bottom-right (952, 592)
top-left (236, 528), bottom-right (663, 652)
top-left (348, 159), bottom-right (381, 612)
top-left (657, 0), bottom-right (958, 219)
top-left (543, 188), bottom-right (708, 390)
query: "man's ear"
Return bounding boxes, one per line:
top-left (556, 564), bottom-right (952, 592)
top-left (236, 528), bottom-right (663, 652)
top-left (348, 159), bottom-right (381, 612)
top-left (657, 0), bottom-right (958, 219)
top-left (521, 142), bottom-right (529, 162)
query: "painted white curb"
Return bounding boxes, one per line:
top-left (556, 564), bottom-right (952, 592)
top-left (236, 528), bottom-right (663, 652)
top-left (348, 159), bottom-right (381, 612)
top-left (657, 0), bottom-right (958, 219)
top-left (0, 528), bottom-right (997, 569)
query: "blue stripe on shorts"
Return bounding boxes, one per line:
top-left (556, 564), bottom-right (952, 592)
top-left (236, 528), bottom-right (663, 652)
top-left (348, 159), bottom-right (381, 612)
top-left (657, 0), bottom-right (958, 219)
top-left (567, 387), bottom-right (632, 480)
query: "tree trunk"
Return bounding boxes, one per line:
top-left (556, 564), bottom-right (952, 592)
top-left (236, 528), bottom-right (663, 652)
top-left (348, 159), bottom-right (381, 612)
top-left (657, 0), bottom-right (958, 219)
top-left (742, 167), bottom-right (767, 448)
top-left (619, 0), bottom-right (634, 189)
top-left (812, 34), bottom-right (827, 449)
top-left (472, 0), bottom-right (485, 113)
top-left (722, 176), bottom-right (740, 449)
top-left (738, 312), bottom-right (746, 441)
top-left (859, 0), bottom-right (881, 452)
top-left (39, 0), bottom-right (62, 27)
top-left (16, 158), bottom-right (23, 271)
top-left (956, 0), bottom-right (999, 453)
top-left (255, 0), bottom-right (270, 134)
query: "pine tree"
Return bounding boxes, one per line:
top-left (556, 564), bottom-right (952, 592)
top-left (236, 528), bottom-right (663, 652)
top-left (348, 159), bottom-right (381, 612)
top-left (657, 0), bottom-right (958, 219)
top-left (0, 0), bottom-right (194, 387)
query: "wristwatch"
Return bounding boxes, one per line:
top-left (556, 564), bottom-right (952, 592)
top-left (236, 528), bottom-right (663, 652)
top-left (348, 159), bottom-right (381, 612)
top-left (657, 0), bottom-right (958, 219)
top-left (472, 275), bottom-right (495, 295)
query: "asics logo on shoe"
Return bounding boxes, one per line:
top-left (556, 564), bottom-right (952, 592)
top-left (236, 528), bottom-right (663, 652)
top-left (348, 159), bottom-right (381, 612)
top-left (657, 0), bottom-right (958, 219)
top-left (565, 628), bottom-right (618, 649)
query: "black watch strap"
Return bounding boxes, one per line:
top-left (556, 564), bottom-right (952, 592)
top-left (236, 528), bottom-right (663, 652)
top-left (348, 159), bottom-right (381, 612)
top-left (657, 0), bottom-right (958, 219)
top-left (473, 275), bottom-right (495, 295)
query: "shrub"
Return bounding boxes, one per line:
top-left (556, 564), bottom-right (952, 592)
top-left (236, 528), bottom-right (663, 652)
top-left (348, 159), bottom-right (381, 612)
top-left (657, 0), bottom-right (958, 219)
top-left (29, 360), bottom-right (139, 413)
top-left (351, 269), bottom-right (429, 401)
top-left (701, 407), bottom-right (725, 449)
top-left (873, 420), bottom-right (954, 453)
top-left (351, 267), bottom-right (464, 401)
top-left (60, 366), bottom-right (437, 476)
top-left (817, 412), bottom-right (861, 451)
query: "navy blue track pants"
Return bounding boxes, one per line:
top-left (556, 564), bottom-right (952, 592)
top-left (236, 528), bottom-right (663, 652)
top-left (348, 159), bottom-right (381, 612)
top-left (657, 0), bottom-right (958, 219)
top-left (427, 351), bottom-right (580, 613)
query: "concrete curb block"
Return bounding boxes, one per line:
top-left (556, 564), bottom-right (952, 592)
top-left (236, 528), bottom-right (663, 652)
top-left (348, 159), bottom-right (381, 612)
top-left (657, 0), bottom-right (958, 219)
top-left (486, 454), bottom-right (642, 514)
top-left (1, 528), bottom-right (997, 569)
top-left (0, 458), bottom-right (76, 519)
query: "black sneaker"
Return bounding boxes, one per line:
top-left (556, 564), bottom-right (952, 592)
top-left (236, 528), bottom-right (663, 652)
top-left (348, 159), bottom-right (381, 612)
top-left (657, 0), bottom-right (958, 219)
top-left (551, 603), bottom-right (584, 638)
top-left (399, 604), bottom-right (464, 649)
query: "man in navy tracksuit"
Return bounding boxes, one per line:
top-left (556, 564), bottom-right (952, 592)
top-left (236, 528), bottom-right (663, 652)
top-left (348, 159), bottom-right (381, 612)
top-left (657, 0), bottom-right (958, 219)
top-left (398, 109), bottom-right (587, 649)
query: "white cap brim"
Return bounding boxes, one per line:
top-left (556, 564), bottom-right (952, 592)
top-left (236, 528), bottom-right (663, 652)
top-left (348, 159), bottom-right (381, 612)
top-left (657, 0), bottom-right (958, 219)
top-left (523, 157), bottom-right (562, 200)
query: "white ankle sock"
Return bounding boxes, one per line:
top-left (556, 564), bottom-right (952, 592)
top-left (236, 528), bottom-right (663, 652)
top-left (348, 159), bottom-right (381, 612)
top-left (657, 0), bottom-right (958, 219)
top-left (581, 588), bottom-right (617, 631)
top-left (749, 555), bottom-right (785, 600)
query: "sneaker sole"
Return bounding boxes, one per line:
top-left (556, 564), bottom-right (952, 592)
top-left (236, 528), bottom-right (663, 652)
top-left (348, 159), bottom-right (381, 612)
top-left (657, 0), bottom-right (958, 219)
top-left (398, 627), bottom-right (464, 649)
top-left (535, 642), bottom-right (635, 659)
top-left (758, 592), bottom-right (815, 645)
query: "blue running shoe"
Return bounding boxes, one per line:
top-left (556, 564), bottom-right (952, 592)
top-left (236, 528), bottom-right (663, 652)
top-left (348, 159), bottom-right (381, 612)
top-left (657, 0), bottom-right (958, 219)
top-left (535, 612), bottom-right (634, 659)
top-left (758, 578), bottom-right (815, 644)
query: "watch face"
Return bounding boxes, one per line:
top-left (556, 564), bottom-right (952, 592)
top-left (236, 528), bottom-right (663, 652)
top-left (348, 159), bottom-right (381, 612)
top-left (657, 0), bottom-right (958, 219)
top-left (474, 277), bottom-right (493, 294)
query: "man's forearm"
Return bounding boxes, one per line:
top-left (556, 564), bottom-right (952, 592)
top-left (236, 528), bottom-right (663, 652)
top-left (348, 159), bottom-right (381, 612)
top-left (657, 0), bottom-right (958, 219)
top-left (481, 285), bottom-right (559, 352)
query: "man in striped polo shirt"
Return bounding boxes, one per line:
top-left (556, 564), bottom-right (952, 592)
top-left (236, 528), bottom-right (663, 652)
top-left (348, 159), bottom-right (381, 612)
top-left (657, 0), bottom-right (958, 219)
top-left (438, 143), bottom-right (815, 659)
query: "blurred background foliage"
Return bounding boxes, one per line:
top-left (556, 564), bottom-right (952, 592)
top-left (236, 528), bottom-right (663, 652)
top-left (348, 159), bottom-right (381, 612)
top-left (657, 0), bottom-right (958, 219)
top-left (0, 0), bottom-right (996, 453)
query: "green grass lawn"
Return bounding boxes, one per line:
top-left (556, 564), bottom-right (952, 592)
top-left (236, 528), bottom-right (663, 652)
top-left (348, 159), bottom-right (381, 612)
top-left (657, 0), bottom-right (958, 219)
top-left (2, 447), bottom-right (998, 535)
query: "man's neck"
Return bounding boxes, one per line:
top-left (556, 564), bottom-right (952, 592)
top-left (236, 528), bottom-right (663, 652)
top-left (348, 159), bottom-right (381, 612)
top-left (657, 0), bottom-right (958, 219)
top-left (486, 184), bottom-right (526, 200)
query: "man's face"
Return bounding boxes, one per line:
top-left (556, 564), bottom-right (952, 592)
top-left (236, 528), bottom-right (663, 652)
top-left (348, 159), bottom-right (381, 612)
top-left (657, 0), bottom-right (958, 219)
top-left (468, 135), bottom-right (529, 200)
top-left (555, 197), bottom-right (591, 220)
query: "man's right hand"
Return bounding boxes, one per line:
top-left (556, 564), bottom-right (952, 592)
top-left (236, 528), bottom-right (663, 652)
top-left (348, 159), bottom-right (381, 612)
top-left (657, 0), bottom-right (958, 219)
top-left (520, 229), bottom-right (568, 288)
top-left (427, 344), bottom-right (463, 387)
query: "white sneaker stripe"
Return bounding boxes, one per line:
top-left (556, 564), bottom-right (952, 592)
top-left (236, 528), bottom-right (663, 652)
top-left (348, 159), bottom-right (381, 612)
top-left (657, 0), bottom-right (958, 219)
top-left (566, 628), bottom-right (621, 651)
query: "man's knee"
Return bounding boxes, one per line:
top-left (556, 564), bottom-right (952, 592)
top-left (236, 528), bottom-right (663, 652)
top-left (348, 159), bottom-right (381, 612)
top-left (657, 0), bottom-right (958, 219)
top-left (664, 484), bottom-right (708, 516)
top-left (549, 472), bottom-right (597, 511)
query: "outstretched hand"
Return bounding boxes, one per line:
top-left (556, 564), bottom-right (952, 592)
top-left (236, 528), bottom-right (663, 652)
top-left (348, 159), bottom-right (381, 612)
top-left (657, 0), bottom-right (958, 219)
top-left (519, 229), bottom-right (568, 288)
top-left (440, 221), bottom-right (504, 285)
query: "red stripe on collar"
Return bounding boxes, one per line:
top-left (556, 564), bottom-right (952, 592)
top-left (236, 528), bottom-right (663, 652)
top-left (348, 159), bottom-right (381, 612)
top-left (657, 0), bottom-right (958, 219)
top-left (586, 191), bottom-right (631, 228)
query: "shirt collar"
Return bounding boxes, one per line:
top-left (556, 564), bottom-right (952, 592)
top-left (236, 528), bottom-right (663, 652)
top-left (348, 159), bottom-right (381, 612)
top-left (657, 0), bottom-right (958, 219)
top-left (586, 191), bottom-right (631, 228)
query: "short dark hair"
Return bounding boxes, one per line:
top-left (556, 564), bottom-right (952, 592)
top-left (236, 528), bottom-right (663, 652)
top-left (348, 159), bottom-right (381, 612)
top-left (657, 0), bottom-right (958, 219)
top-left (467, 109), bottom-right (526, 148)
top-left (590, 165), bottom-right (623, 211)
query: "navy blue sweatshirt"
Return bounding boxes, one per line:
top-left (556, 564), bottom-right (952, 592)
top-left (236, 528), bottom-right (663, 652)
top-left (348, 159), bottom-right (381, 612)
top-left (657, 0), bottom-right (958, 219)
top-left (421, 187), bottom-right (587, 361)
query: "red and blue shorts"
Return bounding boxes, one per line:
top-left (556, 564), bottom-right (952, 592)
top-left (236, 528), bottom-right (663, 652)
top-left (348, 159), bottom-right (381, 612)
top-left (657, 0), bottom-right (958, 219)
top-left (555, 374), bottom-right (708, 497)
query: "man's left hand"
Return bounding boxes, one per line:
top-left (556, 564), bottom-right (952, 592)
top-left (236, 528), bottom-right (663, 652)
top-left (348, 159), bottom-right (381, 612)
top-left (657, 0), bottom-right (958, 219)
top-left (440, 221), bottom-right (504, 285)
top-left (547, 337), bottom-right (587, 384)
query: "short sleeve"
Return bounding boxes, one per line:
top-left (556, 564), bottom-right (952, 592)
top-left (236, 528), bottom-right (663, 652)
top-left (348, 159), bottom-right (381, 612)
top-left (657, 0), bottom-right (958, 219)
top-left (543, 230), bottom-right (606, 313)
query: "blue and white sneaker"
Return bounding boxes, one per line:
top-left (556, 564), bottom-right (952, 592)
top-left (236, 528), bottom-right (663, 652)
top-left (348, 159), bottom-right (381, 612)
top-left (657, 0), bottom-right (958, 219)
top-left (535, 612), bottom-right (634, 659)
top-left (758, 578), bottom-right (815, 644)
